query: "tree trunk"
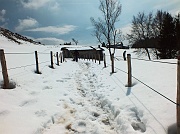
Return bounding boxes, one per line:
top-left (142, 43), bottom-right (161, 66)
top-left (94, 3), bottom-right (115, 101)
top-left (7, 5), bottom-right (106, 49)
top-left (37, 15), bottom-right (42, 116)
top-left (111, 54), bottom-right (115, 73)
top-left (145, 48), bottom-right (151, 60)
top-left (155, 49), bottom-right (159, 59)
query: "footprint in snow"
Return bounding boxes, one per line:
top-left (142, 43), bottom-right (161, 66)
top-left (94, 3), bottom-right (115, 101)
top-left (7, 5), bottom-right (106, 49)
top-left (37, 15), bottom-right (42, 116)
top-left (70, 121), bottom-right (87, 133)
top-left (42, 86), bottom-right (52, 90)
top-left (56, 80), bottom-right (64, 82)
top-left (0, 110), bottom-right (9, 116)
top-left (29, 91), bottom-right (39, 95)
top-left (19, 99), bottom-right (37, 107)
top-left (35, 110), bottom-right (47, 117)
top-left (131, 121), bottom-right (146, 132)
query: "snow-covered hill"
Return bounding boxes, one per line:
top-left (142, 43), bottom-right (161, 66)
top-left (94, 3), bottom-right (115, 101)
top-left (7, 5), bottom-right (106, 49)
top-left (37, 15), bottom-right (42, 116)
top-left (0, 27), bottom-right (42, 45)
top-left (0, 34), bottom-right (177, 134)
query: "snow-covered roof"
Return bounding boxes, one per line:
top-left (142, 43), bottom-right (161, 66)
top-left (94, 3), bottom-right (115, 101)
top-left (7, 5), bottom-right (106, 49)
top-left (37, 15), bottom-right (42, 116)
top-left (62, 46), bottom-right (104, 51)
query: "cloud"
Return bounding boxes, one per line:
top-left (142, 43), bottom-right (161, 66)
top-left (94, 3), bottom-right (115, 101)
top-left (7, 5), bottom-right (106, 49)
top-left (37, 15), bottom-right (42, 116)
top-left (121, 23), bottom-right (131, 35)
top-left (15, 17), bottom-right (38, 32)
top-left (27, 25), bottom-right (77, 34)
top-left (35, 37), bottom-right (65, 45)
top-left (20, 0), bottom-right (60, 10)
top-left (49, 2), bottom-right (60, 11)
top-left (86, 26), bottom-right (94, 30)
top-left (0, 9), bottom-right (6, 22)
top-left (153, 0), bottom-right (180, 15)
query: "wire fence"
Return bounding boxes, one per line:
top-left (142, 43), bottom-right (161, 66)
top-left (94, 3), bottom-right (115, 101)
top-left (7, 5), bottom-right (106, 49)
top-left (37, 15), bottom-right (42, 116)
top-left (4, 52), bottom-right (34, 55)
top-left (103, 53), bottom-right (178, 107)
top-left (0, 50), bottom-right (61, 75)
top-left (0, 50), bottom-right (176, 132)
top-left (114, 55), bottom-right (177, 65)
top-left (102, 67), bottom-right (167, 132)
top-left (0, 51), bottom-right (177, 106)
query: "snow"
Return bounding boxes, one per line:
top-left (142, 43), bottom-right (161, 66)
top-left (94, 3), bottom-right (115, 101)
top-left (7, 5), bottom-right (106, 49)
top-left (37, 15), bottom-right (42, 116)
top-left (63, 46), bottom-right (94, 51)
top-left (0, 34), bottom-right (177, 134)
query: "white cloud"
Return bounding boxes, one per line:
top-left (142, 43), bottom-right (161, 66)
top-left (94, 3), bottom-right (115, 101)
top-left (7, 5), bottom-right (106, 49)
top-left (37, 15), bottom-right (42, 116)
top-left (86, 26), bottom-right (93, 30)
top-left (20, 0), bottom-right (60, 10)
top-left (121, 23), bottom-right (131, 35)
top-left (0, 9), bottom-right (6, 22)
top-left (15, 17), bottom-right (38, 32)
top-left (153, 0), bottom-right (180, 15)
top-left (27, 25), bottom-right (77, 34)
top-left (35, 37), bottom-right (65, 45)
top-left (49, 2), bottom-right (60, 11)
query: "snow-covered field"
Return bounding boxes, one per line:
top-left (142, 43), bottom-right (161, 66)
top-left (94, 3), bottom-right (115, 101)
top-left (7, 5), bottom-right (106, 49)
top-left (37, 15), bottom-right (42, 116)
top-left (0, 34), bottom-right (177, 134)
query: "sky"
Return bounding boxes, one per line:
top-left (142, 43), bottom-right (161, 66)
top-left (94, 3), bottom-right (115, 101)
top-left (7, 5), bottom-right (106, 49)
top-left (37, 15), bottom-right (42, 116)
top-left (0, 0), bottom-right (180, 46)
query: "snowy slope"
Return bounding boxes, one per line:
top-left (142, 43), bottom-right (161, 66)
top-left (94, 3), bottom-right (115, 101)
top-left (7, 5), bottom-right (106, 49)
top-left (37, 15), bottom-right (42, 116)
top-left (0, 34), bottom-right (177, 134)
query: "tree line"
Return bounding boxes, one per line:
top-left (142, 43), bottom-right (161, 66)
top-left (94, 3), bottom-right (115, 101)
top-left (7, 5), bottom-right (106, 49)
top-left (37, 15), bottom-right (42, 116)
top-left (127, 10), bottom-right (180, 60)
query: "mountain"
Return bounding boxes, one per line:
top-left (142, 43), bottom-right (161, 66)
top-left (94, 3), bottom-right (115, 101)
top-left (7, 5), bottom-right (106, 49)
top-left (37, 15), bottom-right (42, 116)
top-left (0, 27), bottom-right (42, 45)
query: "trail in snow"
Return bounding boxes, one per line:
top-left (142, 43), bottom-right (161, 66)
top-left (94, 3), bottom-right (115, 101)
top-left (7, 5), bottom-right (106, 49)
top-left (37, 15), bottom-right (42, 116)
top-left (42, 61), bottom-right (147, 134)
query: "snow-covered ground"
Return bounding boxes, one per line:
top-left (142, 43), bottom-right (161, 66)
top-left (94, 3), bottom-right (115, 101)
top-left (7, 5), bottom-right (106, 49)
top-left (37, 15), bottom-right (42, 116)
top-left (0, 34), bottom-right (177, 134)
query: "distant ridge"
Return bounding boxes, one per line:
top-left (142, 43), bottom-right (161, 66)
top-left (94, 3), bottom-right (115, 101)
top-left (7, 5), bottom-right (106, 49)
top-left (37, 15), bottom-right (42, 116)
top-left (0, 27), bottom-right (42, 45)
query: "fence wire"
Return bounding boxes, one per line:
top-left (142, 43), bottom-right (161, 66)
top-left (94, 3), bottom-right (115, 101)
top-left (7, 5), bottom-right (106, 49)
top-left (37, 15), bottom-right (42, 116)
top-left (105, 63), bottom-right (178, 106)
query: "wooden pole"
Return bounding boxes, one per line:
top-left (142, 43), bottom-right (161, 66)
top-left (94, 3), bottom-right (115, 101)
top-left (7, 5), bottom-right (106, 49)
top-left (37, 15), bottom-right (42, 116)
top-left (95, 54), bottom-right (97, 63)
top-left (127, 54), bottom-right (132, 87)
top-left (62, 52), bottom-right (65, 62)
top-left (56, 52), bottom-right (59, 66)
top-left (35, 51), bottom-right (40, 74)
top-left (104, 53), bottom-right (106, 68)
top-left (50, 51), bottom-right (54, 68)
top-left (0, 49), bottom-right (9, 89)
top-left (177, 53), bottom-right (180, 133)
top-left (111, 54), bottom-right (114, 73)
top-left (98, 52), bottom-right (101, 64)
top-left (60, 53), bottom-right (62, 63)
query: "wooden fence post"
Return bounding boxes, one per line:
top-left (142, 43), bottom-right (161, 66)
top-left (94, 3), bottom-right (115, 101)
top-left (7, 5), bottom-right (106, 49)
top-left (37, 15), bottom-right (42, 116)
top-left (177, 53), bottom-right (180, 133)
top-left (62, 52), bottom-right (65, 62)
top-left (111, 54), bottom-right (115, 73)
top-left (99, 54), bottom-right (101, 64)
top-left (50, 51), bottom-right (54, 68)
top-left (104, 53), bottom-right (106, 68)
top-left (59, 52), bottom-right (62, 63)
top-left (35, 51), bottom-right (40, 74)
top-left (127, 54), bottom-right (132, 87)
top-left (56, 52), bottom-right (59, 66)
top-left (95, 54), bottom-right (97, 63)
top-left (0, 49), bottom-right (9, 89)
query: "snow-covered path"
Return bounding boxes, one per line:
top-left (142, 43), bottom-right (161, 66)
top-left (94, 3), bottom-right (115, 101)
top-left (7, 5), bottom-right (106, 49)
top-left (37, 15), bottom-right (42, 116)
top-left (42, 60), bottom-right (148, 134)
top-left (43, 61), bottom-right (118, 133)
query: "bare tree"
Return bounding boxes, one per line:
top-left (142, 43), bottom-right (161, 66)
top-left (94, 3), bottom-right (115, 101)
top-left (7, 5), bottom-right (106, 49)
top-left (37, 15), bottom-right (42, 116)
top-left (127, 12), bottom-right (154, 60)
top-left (91, 0), bottom-right (122, 73)
top-left (72, 38), bottom-right (78, 45)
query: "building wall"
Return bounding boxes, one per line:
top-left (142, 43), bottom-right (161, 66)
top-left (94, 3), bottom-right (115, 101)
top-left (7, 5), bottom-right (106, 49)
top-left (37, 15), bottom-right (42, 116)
top-left (62, 49), bottom-right (104, 61)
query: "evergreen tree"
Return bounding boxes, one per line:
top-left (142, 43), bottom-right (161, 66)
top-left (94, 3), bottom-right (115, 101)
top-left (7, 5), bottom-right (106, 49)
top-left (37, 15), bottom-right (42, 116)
top-left (175, 13), bottom-right (180, 49)
top-left (158, 12), bottom-right (177, 59)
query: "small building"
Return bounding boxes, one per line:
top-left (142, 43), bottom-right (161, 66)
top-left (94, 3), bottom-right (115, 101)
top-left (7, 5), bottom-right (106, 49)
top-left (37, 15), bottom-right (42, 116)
top-left (106, 42), bottom-right (129, 49)
top-left (61, 46), bottom-right (104, 60)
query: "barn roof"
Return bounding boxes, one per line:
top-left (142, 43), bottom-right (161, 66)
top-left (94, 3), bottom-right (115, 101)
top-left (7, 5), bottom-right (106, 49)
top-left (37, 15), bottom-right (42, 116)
top-left (61, 46), bottom-right (104, 51)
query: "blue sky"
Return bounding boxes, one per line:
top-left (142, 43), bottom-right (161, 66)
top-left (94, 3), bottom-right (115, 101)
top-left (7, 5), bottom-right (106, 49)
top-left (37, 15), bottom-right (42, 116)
top-left (0, 0), bottom-right (179, 46)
